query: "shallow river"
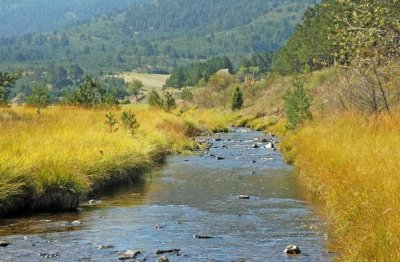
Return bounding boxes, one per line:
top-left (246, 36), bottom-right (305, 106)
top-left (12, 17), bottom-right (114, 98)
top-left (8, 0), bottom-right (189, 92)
top-left (0, 129), bottom-right (332, 261)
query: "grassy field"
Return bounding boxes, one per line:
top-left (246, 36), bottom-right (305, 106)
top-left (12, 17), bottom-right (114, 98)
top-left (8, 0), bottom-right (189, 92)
top-left (0, 105), bottom-right (236, 217)
top-left (280, 113), bottom-right (400, 260)
top-left (121, 72), bottom-right (170, 92)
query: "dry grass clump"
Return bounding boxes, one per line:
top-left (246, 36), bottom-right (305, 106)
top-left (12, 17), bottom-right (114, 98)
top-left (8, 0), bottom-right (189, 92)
top-left (0, 106), bottom-right (198, 216)
top-left (281, 113), bottom-right (400, 261)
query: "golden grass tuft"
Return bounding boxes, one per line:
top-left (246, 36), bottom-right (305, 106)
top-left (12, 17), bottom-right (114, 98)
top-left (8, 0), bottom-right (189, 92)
top-left (281, 113), bottom-right (400, 261)
top-left (0, 105), bottom-right (203, 215)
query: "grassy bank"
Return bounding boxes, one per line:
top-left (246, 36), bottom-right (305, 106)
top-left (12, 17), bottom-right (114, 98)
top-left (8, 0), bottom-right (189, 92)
top-left (0, 105), bottom-right (231, 217)
top-left (280, 113), bottom-right (400, 261)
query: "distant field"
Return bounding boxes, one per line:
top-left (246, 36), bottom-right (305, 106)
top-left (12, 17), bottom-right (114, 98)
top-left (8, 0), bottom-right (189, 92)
top-left (121, 72), bottom-right (170, 92)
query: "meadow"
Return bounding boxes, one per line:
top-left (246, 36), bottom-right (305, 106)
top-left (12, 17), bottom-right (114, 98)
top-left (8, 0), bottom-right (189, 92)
top-left (0, 105), bottom-right (234, 217)
top-left (279, 113), bottom-right (400, 261)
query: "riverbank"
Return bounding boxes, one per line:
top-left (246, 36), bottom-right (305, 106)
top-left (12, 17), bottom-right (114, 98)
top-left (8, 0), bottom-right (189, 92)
top-left (0, 106), bottom-right (234, 217)
top-left (279, 113), bottom-right (400, 260)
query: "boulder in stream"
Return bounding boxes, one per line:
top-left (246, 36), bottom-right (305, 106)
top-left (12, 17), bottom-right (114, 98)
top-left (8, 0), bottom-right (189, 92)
top-left (238, 195), bottom-right (250, 199)
top-left (194, 234), bottom-right (214, 239)
top-left (283, 245), bottom-right (301, 255)
top-left (155, 249), bottom-right (180, 255)
top-left (119, 250), bottom-right (142, 260)
top-left (0, 241), bottom-right (10, 247)
top-left (157, 256), bottom-right (170, 262)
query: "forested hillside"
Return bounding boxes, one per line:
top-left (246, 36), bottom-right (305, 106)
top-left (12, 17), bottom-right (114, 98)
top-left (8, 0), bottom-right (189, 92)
top-left (0, 0), bottom-right (317, 73)
top-left (0, 0), bottom-right (146, 37)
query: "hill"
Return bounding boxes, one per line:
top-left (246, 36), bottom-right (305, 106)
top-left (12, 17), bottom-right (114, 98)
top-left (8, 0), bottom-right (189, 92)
top-left (0, 0), bottom-right (318, 73)
top-left (0, 0), bottom-right (147, 37)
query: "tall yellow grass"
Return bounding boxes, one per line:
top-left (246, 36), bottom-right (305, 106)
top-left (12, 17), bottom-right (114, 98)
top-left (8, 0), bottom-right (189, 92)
top-left (0, 106), bottom-right (203, 215)
top-left (281, 113), bottom-right (400, 261)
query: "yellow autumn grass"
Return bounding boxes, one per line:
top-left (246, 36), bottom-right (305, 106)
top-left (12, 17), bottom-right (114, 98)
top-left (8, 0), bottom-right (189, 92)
top-left (0, 105), bottom-right (204, 216)
top-left (281, 113), bottom-right (400, 261)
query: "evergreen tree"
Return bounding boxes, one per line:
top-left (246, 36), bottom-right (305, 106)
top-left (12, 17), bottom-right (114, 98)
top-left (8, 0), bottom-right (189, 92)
top-left (284, 79), bottom-right (312, 130)
top-left (25, 86), bottom-right (50, 110)
top-left (231, 86), bottom-right (243, 110)
top-left (0, 71), bottom-right (21, 107)
top-left (148, 90), bottom-right (163, 107)
top-left (164, 91), bottom-right (176, 110)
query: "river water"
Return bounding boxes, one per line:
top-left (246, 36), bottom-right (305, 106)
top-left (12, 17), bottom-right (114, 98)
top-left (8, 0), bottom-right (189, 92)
top-left (0, 129), bottom-right (332, 261)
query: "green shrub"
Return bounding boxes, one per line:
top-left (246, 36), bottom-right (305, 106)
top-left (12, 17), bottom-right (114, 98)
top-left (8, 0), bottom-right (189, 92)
top-left (121, 110), bottom-right (140, 135)
top-left (284, 79), bottom-right (312, 130)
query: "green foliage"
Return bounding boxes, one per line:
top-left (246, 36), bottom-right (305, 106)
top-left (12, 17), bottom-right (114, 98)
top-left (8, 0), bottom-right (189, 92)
top-left (239, 52), bottom-right (274, 75)
top-left (105, 112), bottom-right (118, 133)
top-left (180, 87), bottom-right (193, 101)
top-left (272, 1), bottom-right (335, 74)
top-left (0, 71), bottom-right (22, 107)
top-left (166, 56), bottom-right (233, 89)
top-left (231, 86), bottom-right (244, 110)
top-left (121, 110), bottom-right (140, 135)
top-left (65, 75), bottom-right (118, 107)
top-left (0, 0), bottom-right (316, 73)
top-left (25, 86), bottom-right (51, 109)
top-left (148, 90), bottom-right (163, 107)
top-left (164, 92), bottom-right (176, 111)
top-left (126, 79), bottom-right (144, 99)
top-left (330, 0), bottom-right (400, 68)
top-left (284, 79), bottom-right (312, 130)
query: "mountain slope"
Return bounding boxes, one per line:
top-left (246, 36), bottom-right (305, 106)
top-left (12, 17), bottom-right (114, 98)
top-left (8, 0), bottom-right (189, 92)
top-left (0, 0), bottom-right (147, 37)
top-left (0, 0), bottom-right (318, 72)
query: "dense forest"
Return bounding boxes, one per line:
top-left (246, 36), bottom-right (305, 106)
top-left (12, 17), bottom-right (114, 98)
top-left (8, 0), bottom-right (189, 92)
top-left (0, 0), bottom-right (147, 36)
top-left (0, 0), bottom-right (317, 74)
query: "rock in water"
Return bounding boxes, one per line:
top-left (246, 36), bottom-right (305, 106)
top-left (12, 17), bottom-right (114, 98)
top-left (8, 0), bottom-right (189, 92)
top-left (119, 250), bottom-right (142, 260)
top-left (238, 195), bottom-right (250, 199)
top-left (216, 156), bottom-right (225, 160)
top-left (265, 143), bottom-right (275, 150)
top-left (0, 241), bottom-right (10, 247)
top-left (194, 234), bottom-right (213, 239)
top-left (251, 144), bottom-right (260, 148)
top-left (71, 220), bottom-right (82, 225)
top-left (155, 249), bottom-right (180, 255)
top-left (283, 245), bottom-right (301, 255)
top-left (98, 244), bottom-right (115, 250)
top-left (157, 256), bottom-right (170, 262)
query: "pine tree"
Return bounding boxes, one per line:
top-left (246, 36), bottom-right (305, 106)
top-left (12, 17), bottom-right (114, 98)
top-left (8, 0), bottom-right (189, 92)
top-left (231, 86), bottom-right (243, 110)
top-left (284, 79), bottom-right (312, 130)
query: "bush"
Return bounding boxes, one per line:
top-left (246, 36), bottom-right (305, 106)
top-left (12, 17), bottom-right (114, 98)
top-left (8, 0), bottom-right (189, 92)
top-left (148, 90), bottom-right (163, 107)
top-left (121, 110), bottom-right (140, 135)
top-left (284, 79), bottom-right (312, 130)
top-left (164, 91), bottom-right (176, 110)
top-left (25, 86), bottom-right (50, 110)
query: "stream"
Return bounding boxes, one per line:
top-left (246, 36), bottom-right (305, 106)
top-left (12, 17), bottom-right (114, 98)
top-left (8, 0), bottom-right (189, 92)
top-left (0, 128), bottom-right (332, 261)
